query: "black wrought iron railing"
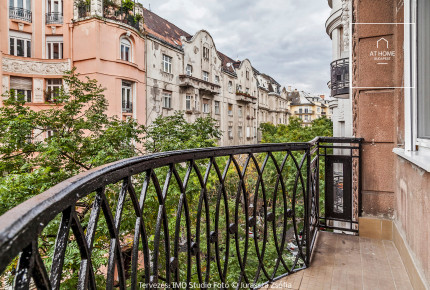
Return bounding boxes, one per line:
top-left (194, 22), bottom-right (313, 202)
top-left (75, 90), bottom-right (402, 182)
top-left (330, 58), bottom-right (349, 97)
top-left (0, 137), bottom-right (362, 289)
top-left (46, 12), bottom-right (63, 24)
top-left (9, 7), bottom-right (32, 22)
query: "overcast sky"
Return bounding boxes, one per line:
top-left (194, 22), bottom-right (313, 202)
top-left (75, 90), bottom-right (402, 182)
top-left (137, 0), bottom-right (332, 96)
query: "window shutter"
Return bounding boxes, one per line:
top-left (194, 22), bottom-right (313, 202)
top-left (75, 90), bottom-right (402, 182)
top-left (10, 77), bottom-right (32, 90)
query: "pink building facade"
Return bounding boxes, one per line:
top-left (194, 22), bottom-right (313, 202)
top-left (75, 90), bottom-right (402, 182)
top-left (0, 0), bottom-right (146, 132)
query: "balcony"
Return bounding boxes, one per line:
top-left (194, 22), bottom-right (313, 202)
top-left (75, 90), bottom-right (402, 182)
top-left (179, 75), bottom-right (221, 95)
top-left (330, 57), bottom-right (349, 98)
top-left (0, 137), bottom-right (378, 289)
top-left (46, 12), bottom-right (63, 24)
top-left (295, 110), bottom-right (313, 115)
top-left (9, 7), bottom-right (32, 23)
top-left (103, 7), bottom-right (142, 32)
top-left (236, 91), bottom-right (257, 104)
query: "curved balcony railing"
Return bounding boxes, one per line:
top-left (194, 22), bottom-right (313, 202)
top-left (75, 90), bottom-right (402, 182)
top-left (46, 12), bottom-right (63, 24)
top-left (0, 137), bottom-right (362, 289)
top-left (330, 58), bottom-right (350, 97)
top-left (9, 7), bottom-right (32, 23)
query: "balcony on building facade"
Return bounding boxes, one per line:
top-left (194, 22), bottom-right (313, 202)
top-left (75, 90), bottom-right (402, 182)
top-left (295, 110), bottom-right (313, 115)
top-left (103, 6), bottom-right (142, 32)
top-left (9, 7), bottom-right (32, 23)
top-left (46, 12), bottom-right (63, 24)
top-left (236, 91), bottom-right (257, 104)
top-left (179, 75), bottom-right (221, 95)
top-left (330, 57), bottom-right (349, 98)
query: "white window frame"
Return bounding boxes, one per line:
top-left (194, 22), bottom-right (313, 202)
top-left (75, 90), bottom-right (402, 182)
top-left (10, 31), bottom-right (31, 57)
top-left (122, 81), bottom-right (133, 113)
top-left (228, 81), bottom-right (233, 93)
top-left (228, 104), bottom-right (233, 116)
top-left (202, 99), bottom-right (210, 114)
top-left (203, 47), bottom-right (210, 60)
top-left (185, 95), bottom-right (191, 110)
top-left (203, 71), bottom-right (209, 82)
top-left (215, 75), bottom-right (219, 84)
top-left (186, 65), bottom-right (193, 76)
top-left (238, 106), bottom-right (242, 118)
top-left (214, 101), bottom-right (220, 115)
top-left (163, 91), bottom-right (172, 109)
top-left (46, 78), bottom-right (62, 101)
top-left (228, 126), bottom-right (233, 139)
top-left (47, 0), bottom-right (62, 13)
top-left (238, 126), bottom-right (243, 139)
top-left (46, 36), bottom-right (63, 59)
top-left (162, 54), bottom-right (172, 74)
top-left (120, 37), bottom-right (132, 62)
top-left (10, 0), bottom-right (31, 10)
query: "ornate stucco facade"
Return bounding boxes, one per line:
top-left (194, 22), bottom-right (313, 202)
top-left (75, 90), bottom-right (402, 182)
top-left (1, 0), bottom-right (146, 130)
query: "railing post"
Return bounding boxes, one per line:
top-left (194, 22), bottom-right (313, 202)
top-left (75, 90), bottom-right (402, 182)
top-left (305, 145), bottom-right (311, 266)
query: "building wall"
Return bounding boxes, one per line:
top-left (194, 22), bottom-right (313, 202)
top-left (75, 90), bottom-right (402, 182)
top-left (1, 0), bottom-right (146, 132)
top-left (352, 0), bottom-right (430, 285)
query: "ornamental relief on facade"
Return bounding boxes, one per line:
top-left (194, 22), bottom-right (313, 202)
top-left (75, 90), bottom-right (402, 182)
top-left (2, 57), bottom-right (70, 75)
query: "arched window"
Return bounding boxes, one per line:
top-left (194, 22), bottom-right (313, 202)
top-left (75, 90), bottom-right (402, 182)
top-left (120, 37), bottom-right (131, 62)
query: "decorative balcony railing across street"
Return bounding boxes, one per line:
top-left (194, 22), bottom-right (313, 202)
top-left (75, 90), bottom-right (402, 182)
top-left (330, 58), bottom-right (349, 97)
top-left (0, 137), bottom-right (362, 289)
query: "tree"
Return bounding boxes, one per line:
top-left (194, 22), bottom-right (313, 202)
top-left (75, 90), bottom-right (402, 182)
top-left (0, 69), bottom-right (147, 216)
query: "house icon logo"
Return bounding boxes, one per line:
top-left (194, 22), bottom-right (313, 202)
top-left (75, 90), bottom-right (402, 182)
top-left (377, 38), bottom-right (389, 49)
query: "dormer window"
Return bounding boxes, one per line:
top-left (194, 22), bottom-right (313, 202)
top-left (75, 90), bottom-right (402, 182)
top-left (186, 65), bottom-right (193, 76)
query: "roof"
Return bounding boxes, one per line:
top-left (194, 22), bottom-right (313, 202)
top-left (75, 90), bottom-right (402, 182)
top-left (142, 8), bottom-right (192, 49)
top-left (217, 51), bottom-right (237, 76)
top-left (289, 91), bottom-right (315, 106)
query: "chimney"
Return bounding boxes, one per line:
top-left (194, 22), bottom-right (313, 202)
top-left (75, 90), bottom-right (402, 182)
top-left (320, 95), bottom-right (325, 99)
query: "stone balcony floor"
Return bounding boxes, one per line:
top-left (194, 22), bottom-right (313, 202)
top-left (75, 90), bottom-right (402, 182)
top-left (270, 231), bottom-right (413, 289)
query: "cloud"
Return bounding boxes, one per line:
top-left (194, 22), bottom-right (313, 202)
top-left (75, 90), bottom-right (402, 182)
top-left (139, 0), bottom-right (332, 96)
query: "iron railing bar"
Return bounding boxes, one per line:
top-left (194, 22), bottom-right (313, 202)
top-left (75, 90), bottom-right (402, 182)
top-left (32, 248), bottom-right (52, 289)
top-left (13, 242), bottom-right (34, 290)
top-left (50, 206), bottom-right (73, 289)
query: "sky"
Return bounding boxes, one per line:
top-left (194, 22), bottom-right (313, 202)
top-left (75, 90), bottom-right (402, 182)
top-left (137, 0), bottom-right (332, 96)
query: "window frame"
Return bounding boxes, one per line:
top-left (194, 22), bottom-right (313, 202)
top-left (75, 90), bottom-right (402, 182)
top-left (186, 64), bottom-right (193, 76)
top-left (46, 78), bottom-right (62, 102)
top-left (46, 36), bottom-right (63, 59)
top-left (202, 71), bottom-right (209, 82)
top-left (10, 31), bottom-right (31, 57)
top-left (121, 81), bottom-right (133, 113)
top-left (120, 37), bottom-right (132, 62)
top-left (214, 101), bottom-right (220, 115)
top-left (162, 91), bottom-right (172, 109)
top-left (162, 54), bottom-right (172, 74)
top-left (185, 95), bottom-right (191, 110)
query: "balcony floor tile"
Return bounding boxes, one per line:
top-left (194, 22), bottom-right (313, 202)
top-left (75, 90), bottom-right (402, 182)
top-left (272, 231), bottom-right (412, 289)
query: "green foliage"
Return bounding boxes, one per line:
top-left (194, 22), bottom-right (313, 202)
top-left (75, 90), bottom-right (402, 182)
top-left (144, 111), bottom-right (221, 153)
top-left (260, 116), bottom-right (333, 143)
top-left (121, 0), bottom-right (134, 13)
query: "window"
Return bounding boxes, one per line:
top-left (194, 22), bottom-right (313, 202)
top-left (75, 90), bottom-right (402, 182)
top-left (186, 95), bottom-right (191, 110)
top-left (120, 37), bottom-right (131, 62)
top-left (122, 81), bottom-right (132, 113)
top-left (10, 76), bottom-right (32, 102)
top-left (10, 0), bottom-right (31, 9)
top-left (9, 0), bottom-right (32, 22)
top-left (194, 95), bottom-right (199, 111)
top-left (228, 104), bottom-right (233, 116)
top-left (46, 79), bottom-right (62, 102)
top-left (203, 71), bottom-right (209, 82)
top-left (246, 88), bottom-right (249, 94)
top-left (186, 65), bottom-right (193, 76)
top-left (238, 106), bottom-right (243, 118)
top-left (228, 126), bottom-right (233, 139)
top-left (246, 127), bottom-right (251, 138)
top-left (215, 75), bottom-right (219, 84)
top-left (228, 81), bottom-right (233, 93)
top-left (163, 54), bottom-right (172, 73)
top-left (214, 101), bottom-right (220, 115)
top-left (10, 31), bottom-right (31, 57)
top-left (163, 91), bottom-right (172, 109)
top-left (203, 99), bottom-right (210, 113)
top-left (46, 0), bottom-right (63, 24)
top-left (46, 36), bottom-right (63, 59)
top-left (238, 126), bottom-right (243, 138)
top-left (417, 0), bottom-right (430, 140)
top-left (203, 47), bottom-right (209, 60)
top-left (246, 70), bottom-right (249, 80)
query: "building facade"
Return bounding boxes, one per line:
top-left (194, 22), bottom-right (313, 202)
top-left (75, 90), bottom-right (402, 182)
top-left (1, 0), bottom-right (147, 135)
top-left (352, 0), bottom-right (430, 288)
top-left (142, 8), bottom-right (285, 147)
top-left (326, 0), bottom-right (353, 138)
top-left (287, 90), bottom-right (332, 126)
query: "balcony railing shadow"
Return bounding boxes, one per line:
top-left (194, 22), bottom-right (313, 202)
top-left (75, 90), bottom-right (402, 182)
top-left (0, 137), bottom-right (362, 289)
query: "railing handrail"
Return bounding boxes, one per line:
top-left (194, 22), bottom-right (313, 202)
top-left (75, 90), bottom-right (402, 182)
top-left (0, 142), bottom-right (312, 271)
top-left (0, 136), bottom-right (363, 288)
